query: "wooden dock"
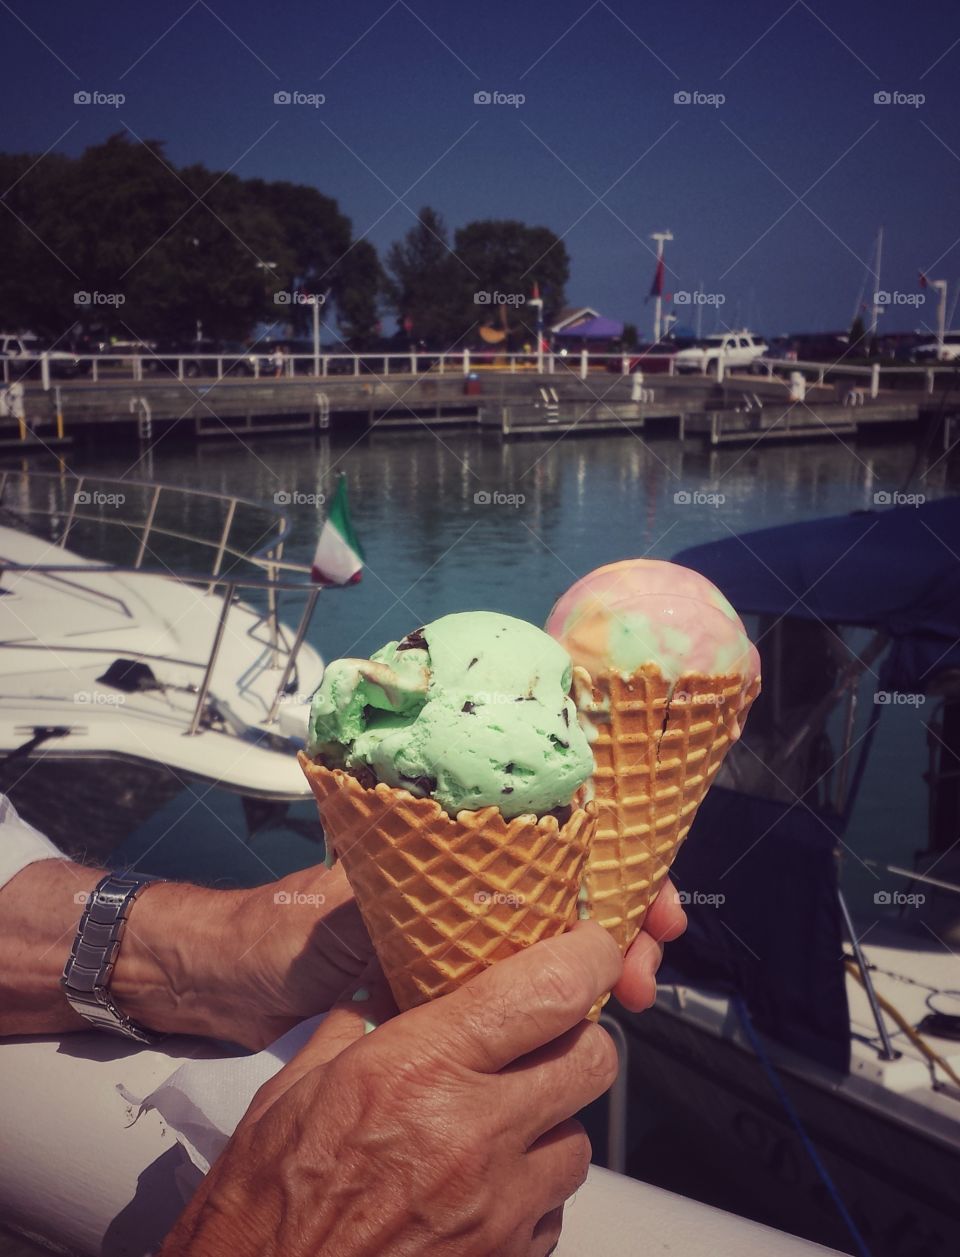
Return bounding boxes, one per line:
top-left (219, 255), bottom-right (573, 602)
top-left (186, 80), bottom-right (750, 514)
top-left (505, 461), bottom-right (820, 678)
top-left (1, 369), bottom-right (942, 451)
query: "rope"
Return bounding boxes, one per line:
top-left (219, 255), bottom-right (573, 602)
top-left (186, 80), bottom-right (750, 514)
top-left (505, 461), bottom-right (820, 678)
top-left (733, 996), bottom-right (874, 1257)
top-left (844, 960), bottom-right (960, 1089)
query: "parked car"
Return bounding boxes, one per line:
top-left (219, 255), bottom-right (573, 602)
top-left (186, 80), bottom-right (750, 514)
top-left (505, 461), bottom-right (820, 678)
top-left (144, 339), bottom-right (257, 379)
top-left (912, 332), bottom-right (960, 363)
top-left (750, 335), bottom-right (798, 372)
top-left (673, 330), bottom-right (768, 374)
top-left (0, 333), bottom-right (87, 381)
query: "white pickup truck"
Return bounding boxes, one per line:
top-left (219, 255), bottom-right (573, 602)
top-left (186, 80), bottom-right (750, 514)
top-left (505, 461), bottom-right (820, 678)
top-left (673, 330), bottom-right (768, 374)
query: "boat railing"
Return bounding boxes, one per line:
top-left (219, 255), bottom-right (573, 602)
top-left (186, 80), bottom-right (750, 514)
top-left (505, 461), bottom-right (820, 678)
top-left (0, 468), bottom-right (310, 579)
top-left (0, 469), bottom-right (323, 733)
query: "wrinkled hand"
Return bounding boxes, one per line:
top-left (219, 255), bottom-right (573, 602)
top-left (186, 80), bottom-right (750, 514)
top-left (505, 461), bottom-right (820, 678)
top-left (161, 923), bottom-right (623, 1257)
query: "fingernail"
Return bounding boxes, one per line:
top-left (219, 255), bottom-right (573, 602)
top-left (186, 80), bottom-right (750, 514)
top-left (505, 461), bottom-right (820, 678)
top-left (362, 1017), bottom-right (378, 1035)
top-left (352, 987), bottom-right (371, 1003)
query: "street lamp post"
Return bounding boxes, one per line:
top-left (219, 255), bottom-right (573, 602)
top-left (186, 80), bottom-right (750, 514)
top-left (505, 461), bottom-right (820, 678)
top-left (650, 230), bottom-right (673, 344)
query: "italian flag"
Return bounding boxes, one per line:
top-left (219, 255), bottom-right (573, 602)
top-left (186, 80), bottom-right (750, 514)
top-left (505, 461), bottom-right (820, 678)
top-left (311, 474), bottom-right (364, 585)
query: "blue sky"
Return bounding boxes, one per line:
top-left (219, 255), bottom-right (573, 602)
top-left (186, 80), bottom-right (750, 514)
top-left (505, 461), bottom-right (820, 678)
top-left (3, 0), bottom-right (960, 336)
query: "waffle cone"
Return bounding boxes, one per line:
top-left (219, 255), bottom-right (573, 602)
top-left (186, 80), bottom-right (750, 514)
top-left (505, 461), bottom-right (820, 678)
top-left (299, 754), bottom-right (597, 1012)
top-left (573, 665), bottom-right (760, 956)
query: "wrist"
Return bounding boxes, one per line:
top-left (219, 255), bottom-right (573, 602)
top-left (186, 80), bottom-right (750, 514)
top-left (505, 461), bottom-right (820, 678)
top-left (111, 880), bottom-right (247, 1040)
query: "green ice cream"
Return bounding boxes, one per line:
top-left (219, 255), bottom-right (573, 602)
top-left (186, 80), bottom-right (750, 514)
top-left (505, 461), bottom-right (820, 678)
top-left (306, 611), bottom-right (592, 819)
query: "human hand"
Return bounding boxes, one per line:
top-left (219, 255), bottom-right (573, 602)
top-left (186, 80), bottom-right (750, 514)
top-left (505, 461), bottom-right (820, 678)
top-left (613, 879), bottom-right (687, 1012)
top-left (161, 921), bottom-right (623, 1257)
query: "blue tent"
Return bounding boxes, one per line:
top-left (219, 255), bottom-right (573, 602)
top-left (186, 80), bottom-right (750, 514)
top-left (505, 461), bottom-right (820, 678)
top-left (674, 496), bottom-right (960, 694)
top-left (554, 315), bottom-right (624, 339)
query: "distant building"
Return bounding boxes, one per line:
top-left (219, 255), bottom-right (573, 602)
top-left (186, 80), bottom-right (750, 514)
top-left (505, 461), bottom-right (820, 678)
top-left (551, 307), bottom-right (624, 352)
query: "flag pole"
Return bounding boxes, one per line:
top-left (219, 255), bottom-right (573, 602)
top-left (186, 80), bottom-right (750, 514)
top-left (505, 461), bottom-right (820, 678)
top-left (650, 230), bottom-right (673, 343)
top-left (530, 281), bottom-right (544, 373)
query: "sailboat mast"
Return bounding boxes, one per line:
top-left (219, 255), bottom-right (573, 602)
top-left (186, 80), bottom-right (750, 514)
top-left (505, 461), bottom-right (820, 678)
top-left (870, 225), bottom-right (884, 337)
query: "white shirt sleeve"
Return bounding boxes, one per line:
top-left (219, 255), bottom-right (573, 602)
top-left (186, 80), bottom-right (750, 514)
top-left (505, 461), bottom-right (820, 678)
top-left (0, 793), bottom-right (66, 893)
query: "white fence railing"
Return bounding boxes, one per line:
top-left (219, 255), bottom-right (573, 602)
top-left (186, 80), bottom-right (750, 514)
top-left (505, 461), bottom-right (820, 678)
top-left (2, 349), bottom-right (955, 392)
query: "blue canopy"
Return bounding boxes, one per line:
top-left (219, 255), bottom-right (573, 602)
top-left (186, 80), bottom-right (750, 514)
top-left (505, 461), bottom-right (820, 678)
top-left (674, 496), bottom-right (960, 695)
top-left (555, 315), bottom-right (624, 339)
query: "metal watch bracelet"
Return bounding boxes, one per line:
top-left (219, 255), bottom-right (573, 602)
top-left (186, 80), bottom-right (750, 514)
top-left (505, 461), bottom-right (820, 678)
top-left (61, 872), bottom-right (167, 1044)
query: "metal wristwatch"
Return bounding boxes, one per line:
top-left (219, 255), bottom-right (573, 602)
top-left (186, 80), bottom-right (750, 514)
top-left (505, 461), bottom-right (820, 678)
top-left (61, 872), bottom-right (167, 1044)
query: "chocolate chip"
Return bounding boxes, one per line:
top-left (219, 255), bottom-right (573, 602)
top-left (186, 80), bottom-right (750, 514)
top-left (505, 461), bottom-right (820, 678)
top-left (396, 628), bottom-right (427, 652)
top-left (561, 708), bottom-right (570, 726)
top-left (399, 773), bottom-right (437, 794)
top-left (467, 656), bottom-right (479, 669)
top-left (504, 762), bottom-right (515, 773)
top-left (502, 786), bottom-right (514, 794)
top-left (350, 764), bottom-right (378, 790)
top-left (461, 701), bottom-right (477, 714)
top-left (549, 734), bottom-right (569, 750)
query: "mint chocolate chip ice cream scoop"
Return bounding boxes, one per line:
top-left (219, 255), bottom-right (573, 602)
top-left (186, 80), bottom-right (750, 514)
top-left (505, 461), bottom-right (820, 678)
top-left (306, 611), bottom-right (592, 819)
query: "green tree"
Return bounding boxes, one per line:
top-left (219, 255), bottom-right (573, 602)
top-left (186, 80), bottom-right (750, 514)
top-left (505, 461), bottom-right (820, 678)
top-left (849, 313), bottom-right (867, 353)
top-left (454, 219), bottom-right (569, 340)
top-left (385, 207), bottom-right (472, 346)
top-left (336, 239), bottom-right (384, 344)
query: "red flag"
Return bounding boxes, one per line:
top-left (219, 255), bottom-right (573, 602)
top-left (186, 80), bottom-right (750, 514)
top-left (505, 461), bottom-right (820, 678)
top-left (919, 272), bottom-right (928, 289)
top-left (647, 255), bottom-right (665, 301)
top-left (531, 280), bottom-right (541, 301)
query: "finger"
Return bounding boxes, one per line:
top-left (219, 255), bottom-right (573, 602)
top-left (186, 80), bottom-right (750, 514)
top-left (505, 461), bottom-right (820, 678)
top-left (644, 880), bottom-right (687, 943)
top-left (612, 930), bottom-right (663, 1012)
top-left (500, 1021), bottom-right (619, 1146)
top-left (385, 921), bottom-right (623, 1075)
top-left (525, 1118), bottom-right (593, 1215)
top-left (531, 1207), bottom-right (564, 1257)
top-left (246, 965), bottom-right (394, 1121)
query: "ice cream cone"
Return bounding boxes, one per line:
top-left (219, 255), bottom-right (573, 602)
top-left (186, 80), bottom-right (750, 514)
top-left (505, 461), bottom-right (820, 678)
top-left (299, 755), bottom-right (597, 1013)
top-left (572, 664), bottom-right (760, 956)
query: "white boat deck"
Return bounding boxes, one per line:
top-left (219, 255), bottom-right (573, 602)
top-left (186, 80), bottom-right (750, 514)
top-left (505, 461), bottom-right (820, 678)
top-left (0, 526), bottom-right (323, 798)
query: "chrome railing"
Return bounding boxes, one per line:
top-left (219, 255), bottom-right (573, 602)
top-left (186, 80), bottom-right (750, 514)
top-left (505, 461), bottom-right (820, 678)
top-left (0, 471), bottom-right (323, 734)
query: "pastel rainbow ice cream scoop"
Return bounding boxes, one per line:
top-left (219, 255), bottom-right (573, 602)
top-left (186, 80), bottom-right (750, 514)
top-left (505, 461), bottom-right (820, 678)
top-left (545, 558), bottom-right (760, 687)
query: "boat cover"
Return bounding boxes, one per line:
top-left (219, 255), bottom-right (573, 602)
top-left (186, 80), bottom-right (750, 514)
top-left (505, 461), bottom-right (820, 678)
top-left (674, 496), bottom-right (960, 695)
top-left (662, 786), bottom-right (851, 1073)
